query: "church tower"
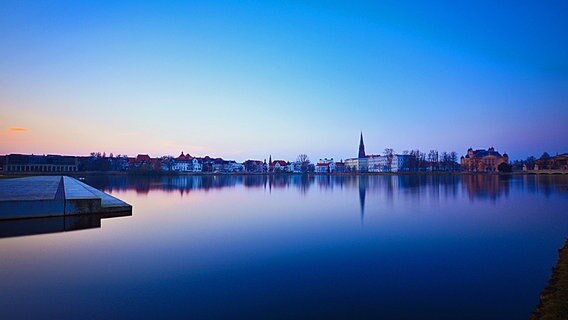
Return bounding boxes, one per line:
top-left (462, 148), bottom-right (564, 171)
top-left (358, 132), bottom-right (366, 158)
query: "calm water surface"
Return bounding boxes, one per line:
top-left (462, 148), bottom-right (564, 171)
top-left (1, 175), bottom-right (568, 319)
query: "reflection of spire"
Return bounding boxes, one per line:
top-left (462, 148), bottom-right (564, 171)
top-left (358, 176), bottom-right (368, 225)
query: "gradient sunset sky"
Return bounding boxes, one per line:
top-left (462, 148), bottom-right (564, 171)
top-left (1, 0), bottom-right (567, 161)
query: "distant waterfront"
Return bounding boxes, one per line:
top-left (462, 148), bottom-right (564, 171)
top-left (2, 147), bottom-right (566, 175)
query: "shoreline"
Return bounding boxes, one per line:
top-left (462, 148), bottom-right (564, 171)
top-left (1, 171), bottom-right (567, 178)
top-left (532, 238), bottom-right (568, 319)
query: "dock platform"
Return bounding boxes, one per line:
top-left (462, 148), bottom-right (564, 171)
top-left (0, 176), bottom-right (132, 220)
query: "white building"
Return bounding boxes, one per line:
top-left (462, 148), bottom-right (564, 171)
top-left (226, 161), bottom-right (244, 173)
top-left (345, 157), bottom-right (368, 172)
top-left (315, 163), bottom-right (329, 173)
top-left (315, 158), bottom-right (337, 173)
top-left (271, 160), bottom-right (291, 173)
top-left (367, 154), bottom-right (410, 172)
top-left (344, 158), bottom-right (358, 172)
top-left (393, 155), bottom-right (410, 172)
top-left (172, 158), bottom-right (202, 172)
top-left (171, 152), bottom-right (202, 172)
top-left (367, 155), bottom-right (388, 172)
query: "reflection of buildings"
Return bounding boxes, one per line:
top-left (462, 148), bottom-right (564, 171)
top-left (84, 174), bottom-right (566, 218)
top-left (521, 175), bottom-right (568, 196)
top-left (461, 175), bottom-right (510, 201)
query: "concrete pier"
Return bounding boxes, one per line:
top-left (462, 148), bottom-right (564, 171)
top-left (0, 176), bottom-right (132, 220)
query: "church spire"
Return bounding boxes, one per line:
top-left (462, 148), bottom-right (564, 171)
top-left (358, 132), bottom-right (366, 158)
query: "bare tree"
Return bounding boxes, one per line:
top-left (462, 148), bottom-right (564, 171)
top-left (384, 148), bottom-right (394, 172)
top-left (296, 154), bottom-right (310, 173)
top-left (428, 150), bottom-right (438, 171)
top-left (449, 151), bottom-right (458, 171)
top-left (296, 154), bottom-right (309, 164)
top-left (419, 152), bottom-right (427, 171)
top-left (441, 152), bottom-right (449, 171)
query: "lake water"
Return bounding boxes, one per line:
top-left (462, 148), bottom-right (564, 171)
top-left (1, 174), bottom-right (567, 319)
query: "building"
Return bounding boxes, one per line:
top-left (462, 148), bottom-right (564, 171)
top-left (225, 161), bottom-right (244, 173)
top-left (534, 153), bottom-right (568, 171)
top-left (345, 132), bottom-right (369, 172)
top-left (392, 154), bottom-right (411, 172)
top-left (460, 147), bottom-right (509, 173)
top-left (367, 154), bottom-right (411, 172)
top-left (344, 158), bottom-right (359, 172)
top-left (4, 154), bottom-right (79, 173)
top-left (315, 162), bottom-right (329, 173)
top-left (211, 158), bottom-right (226, 172)
top-left (169, 152), bottom-right (202, 172)
top-left (315, 158), bottom-right (337, 173)
top-left (334, 162), bottom-right (346, 173)
top-left (243, 160), bottom-right (266, 173)
top-left (358, 132), bottom-right (366, 158)
top-left (130, 154), bottom-right (157, 171)
top-left (367, 154), bottom-right (387, 172)
top-left (357, 133), bottom-right (368, 172)
top-left (345, 157), bottom-right (368, 172)
top-left (270, 160), bottom-right (290, 173)
top-left (292, 161), bottom-right (303, 173)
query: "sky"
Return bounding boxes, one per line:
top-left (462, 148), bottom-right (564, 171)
top-left (0, 0), bottom-right (567, 162)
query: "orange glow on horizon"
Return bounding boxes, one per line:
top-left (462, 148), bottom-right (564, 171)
top-left (8, 127), bottom-right (28, 132)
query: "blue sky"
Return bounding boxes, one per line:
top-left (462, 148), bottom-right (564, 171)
top-left (1, 0), bottom-right (567, 161)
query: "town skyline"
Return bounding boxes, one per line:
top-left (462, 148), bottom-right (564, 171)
top-left (0, 130), bottom-right (560, 164)
top-left (0, 140), bottom-right (560, 164)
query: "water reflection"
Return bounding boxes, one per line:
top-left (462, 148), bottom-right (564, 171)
top-left (0, 212), bottom-right (131, 238)
top-left (84, 174), bottom-right (568, 221)
top-left (359, 176), bottom-right (367, 224)
top-left (2, 174), bottom-right (568, 319)
top-left (86, 174), bottom-right (567, 197)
